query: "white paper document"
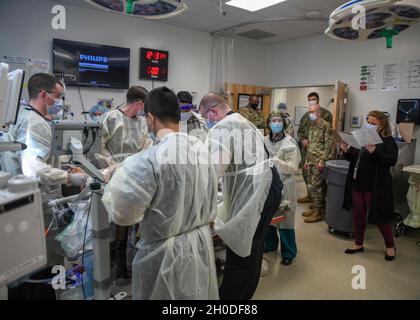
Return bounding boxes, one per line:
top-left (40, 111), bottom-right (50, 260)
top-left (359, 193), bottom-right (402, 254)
top-left (381, 63), bottom-right (400, 91)
top-left (338, 129), bottom-right (383, 149)
top-left (407, 60), bottom-right (420, 89)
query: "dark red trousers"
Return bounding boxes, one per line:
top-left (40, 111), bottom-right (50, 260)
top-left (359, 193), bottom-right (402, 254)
top-left (351, 189), bottom-right (395, 248)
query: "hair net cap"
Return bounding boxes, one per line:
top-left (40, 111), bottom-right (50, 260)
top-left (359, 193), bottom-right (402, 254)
top-left (268, 110), bottom-right (285, 123)
top-left (177, 91), bottom-right (193, 104)
top-left (277, 103), bottom-right (287, 111)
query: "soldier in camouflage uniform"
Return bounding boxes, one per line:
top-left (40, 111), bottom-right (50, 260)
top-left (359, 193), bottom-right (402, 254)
top-left (297, 92), bottom-right (332, 208)
top-left (302, 105), bottom-right (335, 223)
top-left (239, 94), bottom-right (267, 130)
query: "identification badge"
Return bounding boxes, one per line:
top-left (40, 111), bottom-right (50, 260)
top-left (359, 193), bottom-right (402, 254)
top-left (353, 166), bottom-right (358, 180)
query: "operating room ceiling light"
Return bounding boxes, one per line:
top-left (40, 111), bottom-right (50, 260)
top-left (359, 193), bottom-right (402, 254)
top-left (86, 0), bottom-right (188, 19)
top-left (325, 0), bottom-right (420, 48)
top-left (226, 0), bottom-right (288, 12)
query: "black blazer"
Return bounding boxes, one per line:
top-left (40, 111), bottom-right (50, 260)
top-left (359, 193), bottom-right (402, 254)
top-left (342, 136), bottom-right (398, 224)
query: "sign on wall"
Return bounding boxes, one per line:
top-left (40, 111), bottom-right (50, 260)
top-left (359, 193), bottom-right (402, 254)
top-left (360, 64), bottom-right (377, 91)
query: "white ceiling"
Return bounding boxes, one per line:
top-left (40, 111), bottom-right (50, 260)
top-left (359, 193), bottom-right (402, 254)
top-left (56, 0), bottom-right (348, 44)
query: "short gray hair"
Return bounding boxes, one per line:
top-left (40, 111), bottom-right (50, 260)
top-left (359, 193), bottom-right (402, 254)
top-left (199, 93), bottom-right (227, 113)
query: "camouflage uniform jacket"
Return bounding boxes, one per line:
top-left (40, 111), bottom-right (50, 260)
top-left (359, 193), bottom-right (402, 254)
top-left (306, 118), bottom-right (335, 165)
top-left (239, 106), bottom-right (267, 129)
top-left (297, 107), bottom-right (332, 144)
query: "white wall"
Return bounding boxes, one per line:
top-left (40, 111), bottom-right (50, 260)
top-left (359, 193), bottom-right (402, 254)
top-left (232, 39), bottom-right (267, 87)
top-left (0, 0), bottom-right (214, 119)
top-left (265, 23), bottom-right (420, 163)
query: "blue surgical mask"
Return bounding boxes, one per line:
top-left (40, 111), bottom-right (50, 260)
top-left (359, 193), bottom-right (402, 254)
top-left (48, 104), bottom-right (63, 115)
top-left (309, 113), bottom-right (317, 122)
top-left (138, 110), bottom-right (145, 117)
top-left (206, 119), bottom-right (216, 129)
top-left (48, 99), bottom-right (64, 119)
top-left (366, 123), bottom-right (378, 130)
top-left (270, 122), bottom-right (283, 134)
top-left (46, 93), bottom-right (63, 109)
top-left (149, 132), bottom-right (157, 144)
top-left (147, 115), bottom-right (158, 144)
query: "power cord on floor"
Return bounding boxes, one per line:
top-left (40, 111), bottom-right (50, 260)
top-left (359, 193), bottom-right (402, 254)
top-left (81, 195), bottom-right (93, 300)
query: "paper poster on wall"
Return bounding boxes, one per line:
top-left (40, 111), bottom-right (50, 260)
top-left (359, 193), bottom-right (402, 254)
top-left (0, 55), bottom-right (50, 99)
top-left (407, 60), bottom-right (420, 89)
top-left (0, 55), bottom-right (26, 72)
top-left (360, 64), bottom-right (377, 91)
top-left (381, 63), bottom-right (400, 91)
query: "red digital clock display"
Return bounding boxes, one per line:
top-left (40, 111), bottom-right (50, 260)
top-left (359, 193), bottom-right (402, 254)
top-left (140, 48), bottom-right (169, 81)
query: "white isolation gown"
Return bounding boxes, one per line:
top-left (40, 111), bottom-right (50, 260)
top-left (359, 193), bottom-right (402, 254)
top-left (264, 134), bottom-right (301, 229)
top-left (206, 113), bottom-right (273, 258)
top-left (102, 132), bottom-right (219, 300)
top-left (94, 109), bottom-right (152, 169)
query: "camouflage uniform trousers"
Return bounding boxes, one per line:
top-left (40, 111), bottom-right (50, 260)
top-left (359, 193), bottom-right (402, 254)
top-left (300, 146), bottom-right (311, 197)
top-left (307, 164), bottom-right (326, 209)
top-left (297, 108), bottom-right (332, 197)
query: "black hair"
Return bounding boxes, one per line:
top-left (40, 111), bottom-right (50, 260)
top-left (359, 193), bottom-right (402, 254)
top-left (308, 92), bottom-right (320, 102)
top-left (177, 91), bottom-right (193, 104)
top-left (28, 73), bottom-right (62, 100)
top-left (144, 87), bottom-right (180, 123)
top-left (127, 86), bottom-right (148, 104)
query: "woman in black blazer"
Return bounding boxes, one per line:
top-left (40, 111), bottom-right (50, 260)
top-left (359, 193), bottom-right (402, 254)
top-left (340, 110), bottom-right (398, 261)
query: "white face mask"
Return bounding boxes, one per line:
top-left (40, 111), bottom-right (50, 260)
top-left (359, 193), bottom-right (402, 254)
top-left (309, 100), bottom-right (317, 107)
top-left (180, 111), bottom-right (191, 122)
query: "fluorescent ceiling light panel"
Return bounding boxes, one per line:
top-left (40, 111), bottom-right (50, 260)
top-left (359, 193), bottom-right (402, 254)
top-left (226, 0), bottom-right (288, 12)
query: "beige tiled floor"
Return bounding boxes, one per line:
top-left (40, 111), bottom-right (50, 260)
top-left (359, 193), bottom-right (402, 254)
top-left (253, 177), bottom-right (420, 300)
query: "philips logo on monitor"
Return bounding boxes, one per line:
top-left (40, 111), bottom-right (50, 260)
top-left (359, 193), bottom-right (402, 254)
top-left (79, 54), bottom-right (109, 73)
top-left (80, 54), bottom-right (108, 63)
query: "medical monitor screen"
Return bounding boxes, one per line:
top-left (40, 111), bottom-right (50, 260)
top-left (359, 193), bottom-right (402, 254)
top-left (53, 39), bottom-right (130, 89)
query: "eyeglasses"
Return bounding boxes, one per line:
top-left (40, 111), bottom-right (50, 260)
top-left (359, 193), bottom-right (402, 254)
top-left (45, 91), bottom-right (64, 99)
top-left (201, 103), bottom-right (218, 118)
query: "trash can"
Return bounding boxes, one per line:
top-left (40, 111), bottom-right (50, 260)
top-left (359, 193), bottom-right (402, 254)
top-left (403, 166), bottom-right (420, 229)
top-left (324, 160), bottom-right (354, 237)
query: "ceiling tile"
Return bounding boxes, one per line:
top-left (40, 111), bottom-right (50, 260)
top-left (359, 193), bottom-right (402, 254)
top-left (239, 20), bottom-right (305, 35)
top-left (174, 13), bottom-right (227, 30)
top-left (288, 20), bottom-right (329, 33)
top-left (260, 30), bottom-right (319, 44)
top-left (288, 0), bottom-right (347, 12)
top-left (184, 0), bottom-right (217, 11)
top-left (253, 2), bottom-right (308, 19)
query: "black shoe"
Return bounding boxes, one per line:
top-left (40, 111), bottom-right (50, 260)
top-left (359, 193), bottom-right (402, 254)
top-left (385, 247), bottom-right (396, 261)
top-left (281, 259), bottom-right (292, 266)
top-left (344, 247), bottom-right (364, 254)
